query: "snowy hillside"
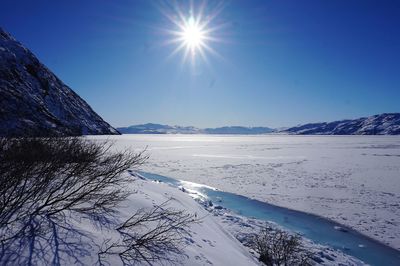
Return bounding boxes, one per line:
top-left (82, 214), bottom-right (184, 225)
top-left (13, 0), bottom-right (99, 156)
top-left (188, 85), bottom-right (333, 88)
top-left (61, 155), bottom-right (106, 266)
top-left (283, 113), bottom-right (400, 135)
top-left (0, 27), bottom-right (118, 136)
top-left (118, 175), bottom-right (260, 266)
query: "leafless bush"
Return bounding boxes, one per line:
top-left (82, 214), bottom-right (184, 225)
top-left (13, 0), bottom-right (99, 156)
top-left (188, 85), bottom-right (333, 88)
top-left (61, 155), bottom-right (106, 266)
top-left (0, 137), bottom-right (148, 265)
top-left (252, 227), bottom-right (313, 266)
top-left (99, 200), bottom-right (201, 265)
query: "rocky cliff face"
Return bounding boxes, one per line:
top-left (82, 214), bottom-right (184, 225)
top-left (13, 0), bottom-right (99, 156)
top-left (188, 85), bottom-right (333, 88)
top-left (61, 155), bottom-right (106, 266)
top-left (0, 27), bottom-right (119, 137)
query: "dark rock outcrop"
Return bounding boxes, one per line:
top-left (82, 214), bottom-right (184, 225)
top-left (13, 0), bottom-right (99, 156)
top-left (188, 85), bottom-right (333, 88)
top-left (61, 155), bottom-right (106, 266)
top-left (0, 27), bottom-right (119, 137)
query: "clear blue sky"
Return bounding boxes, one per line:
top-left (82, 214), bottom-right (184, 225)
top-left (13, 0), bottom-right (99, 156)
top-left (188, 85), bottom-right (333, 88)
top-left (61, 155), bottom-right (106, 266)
top-left (1, 0), bottom-right (399, 128)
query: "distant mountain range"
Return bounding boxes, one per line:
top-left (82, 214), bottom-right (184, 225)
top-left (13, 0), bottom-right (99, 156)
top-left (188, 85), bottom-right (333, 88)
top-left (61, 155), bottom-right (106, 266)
top-left (117, 123), bottom-right (201, 134)
top-left (119, 113), bottom-right (400, 135)
top-left (204, 126), bottom-right (275, 134)
top-left (117, 124), bottom-right (274, 135)
top-left (0, 27), bottom-right (118, 137)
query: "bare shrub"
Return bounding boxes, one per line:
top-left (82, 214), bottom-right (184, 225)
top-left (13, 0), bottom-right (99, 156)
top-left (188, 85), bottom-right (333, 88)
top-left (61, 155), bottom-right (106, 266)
top-left (99, 200), bottom-right (201, 265)
top-left (0, 137), bottom-right (148, 265)
top-left (252, 227), bottom-right (313, 266)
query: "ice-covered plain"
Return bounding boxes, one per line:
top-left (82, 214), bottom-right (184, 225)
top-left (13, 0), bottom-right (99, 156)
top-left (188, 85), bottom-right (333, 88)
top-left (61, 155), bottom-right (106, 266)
top-left (87, 134), bottom-right (400, 251)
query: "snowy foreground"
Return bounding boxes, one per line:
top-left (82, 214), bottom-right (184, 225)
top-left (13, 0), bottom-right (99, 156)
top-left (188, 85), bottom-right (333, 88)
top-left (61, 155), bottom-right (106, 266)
top-left (115, 175), bottom-right (259, 265)
top-left (129, 174), bottom-right (363, 265)
top-left (69, 171), bottom-right (363, 265)
top-left (63, 171), bottom-right (255, 265)
top-left (87, 134), bottom-right (400, 252)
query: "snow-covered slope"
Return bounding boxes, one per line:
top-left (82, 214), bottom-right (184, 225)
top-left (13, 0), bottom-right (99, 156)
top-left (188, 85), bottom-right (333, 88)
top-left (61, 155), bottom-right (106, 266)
top-left (123, 177), bottom-right (259, 266)
top-left (283, 113), bottom-right (400, 135)
top-left (71, 173), bottom-right (259, 265)
top-left (0, 27), bottom-right (118, 136)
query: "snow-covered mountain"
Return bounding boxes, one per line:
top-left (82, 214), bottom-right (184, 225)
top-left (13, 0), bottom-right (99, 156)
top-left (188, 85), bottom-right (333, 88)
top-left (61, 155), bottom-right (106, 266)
top-left (117, 123), bottom-right (201, 134)
top-left (282, 113), bottom-right (400, 135)
top-left (117, 123), bottom-right (274, 135)
top-left (0, 27), bottom-right (118, 137)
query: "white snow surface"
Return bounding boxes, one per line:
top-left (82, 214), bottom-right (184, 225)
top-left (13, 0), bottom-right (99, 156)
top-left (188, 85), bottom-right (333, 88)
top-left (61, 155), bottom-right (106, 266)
top-left (74, 175), bottom-right (258, 265)
top-left (123, 178), bottom-right (258, 265)
top-left (87, 134), bottom-right (400, 251)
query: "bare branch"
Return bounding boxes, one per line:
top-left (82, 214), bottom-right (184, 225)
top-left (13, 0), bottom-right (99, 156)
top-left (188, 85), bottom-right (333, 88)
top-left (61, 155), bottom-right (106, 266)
top-left (0, 137), bottom-right (147, 264)
top-left (99, 200), bottom-right (201, 266)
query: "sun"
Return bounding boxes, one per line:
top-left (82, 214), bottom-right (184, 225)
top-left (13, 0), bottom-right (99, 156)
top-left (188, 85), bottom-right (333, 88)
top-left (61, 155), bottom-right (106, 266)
top-left (158, 2), bottom-right (225, 64)
top-left (181, 16), bottom-right (206, 51)
top-left (172, 13), bottom-right (211, 63)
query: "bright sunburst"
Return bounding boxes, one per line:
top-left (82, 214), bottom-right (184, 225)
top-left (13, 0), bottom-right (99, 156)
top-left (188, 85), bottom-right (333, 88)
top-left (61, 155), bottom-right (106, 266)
top-left (181, 16), bottom-right (205, 51)
top-left (159, 1), bottom-right (225, 64)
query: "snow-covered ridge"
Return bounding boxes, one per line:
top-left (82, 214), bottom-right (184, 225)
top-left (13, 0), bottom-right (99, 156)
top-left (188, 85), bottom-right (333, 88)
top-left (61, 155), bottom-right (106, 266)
top-left (282, 113), bottom-right (400, 135)
top-left (0, 27), bottom-right (118, 136)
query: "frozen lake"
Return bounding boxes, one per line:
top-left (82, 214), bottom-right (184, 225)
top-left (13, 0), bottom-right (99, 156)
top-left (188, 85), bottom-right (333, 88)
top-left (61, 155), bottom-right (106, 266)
top-left (88, 134), bottom-right (400, 250)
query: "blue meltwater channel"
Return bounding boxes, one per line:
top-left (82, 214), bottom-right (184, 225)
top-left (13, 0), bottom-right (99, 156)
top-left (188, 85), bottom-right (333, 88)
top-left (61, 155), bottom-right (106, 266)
top-left (140, 172), bottom-right (400, 266)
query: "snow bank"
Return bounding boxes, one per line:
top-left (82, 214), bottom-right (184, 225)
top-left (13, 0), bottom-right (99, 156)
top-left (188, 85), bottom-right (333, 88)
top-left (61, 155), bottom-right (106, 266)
top-left (119, 177), bottom-right (258, 265)
top-left (72, 174), bottom-right (258, 265)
